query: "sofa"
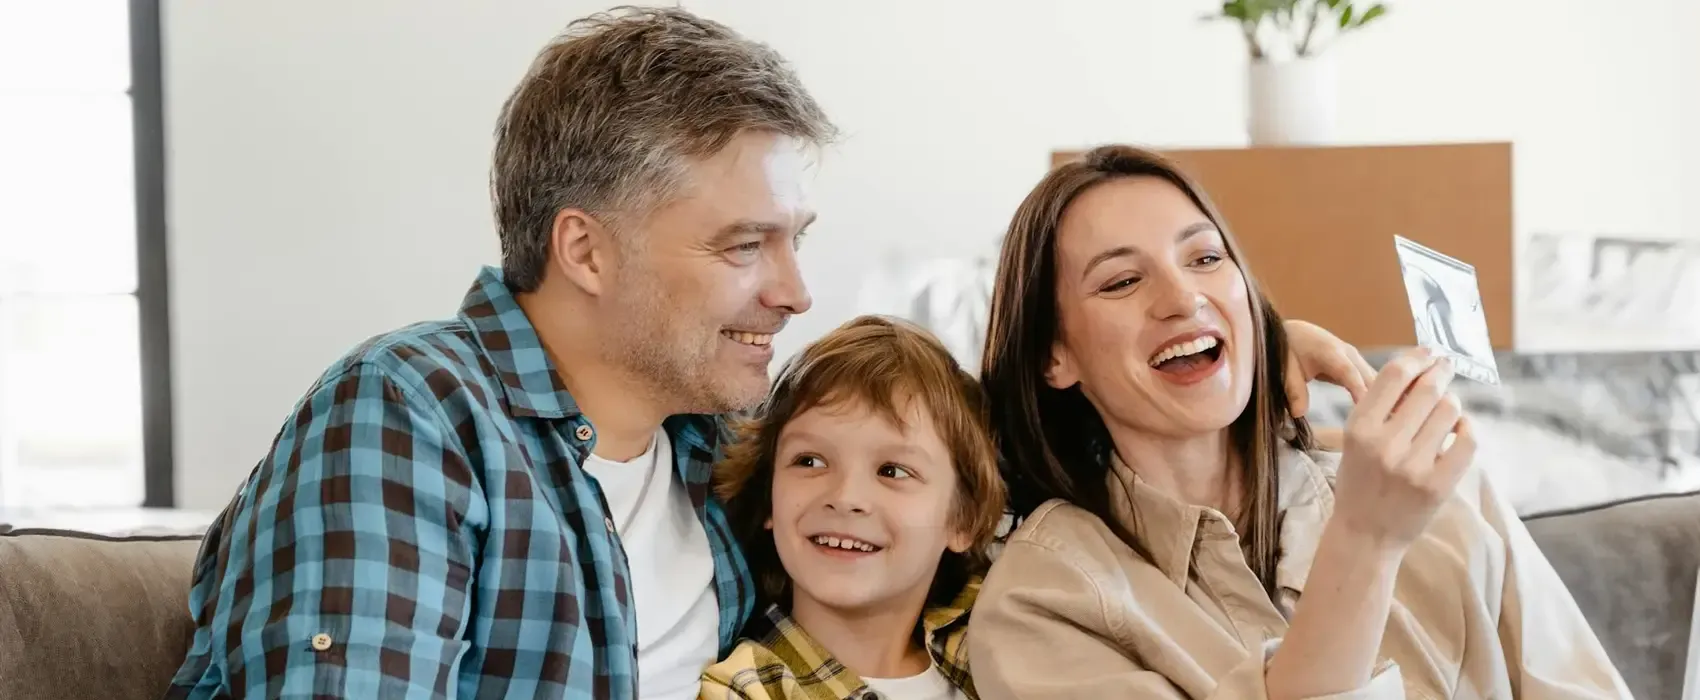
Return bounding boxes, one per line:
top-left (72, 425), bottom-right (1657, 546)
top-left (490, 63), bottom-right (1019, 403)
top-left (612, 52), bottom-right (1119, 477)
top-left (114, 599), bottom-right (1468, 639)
top-left (3, 492), bottom-right (1696, 700)
top-left (4, 352), bottom-right (1698, 699)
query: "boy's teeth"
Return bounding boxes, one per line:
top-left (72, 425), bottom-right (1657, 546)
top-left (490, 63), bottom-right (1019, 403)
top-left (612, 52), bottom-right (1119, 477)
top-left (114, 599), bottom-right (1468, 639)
top-left (810, 535), bottom-right (877, 552)
top-left (1149, 336), bottom-right (1219, 366)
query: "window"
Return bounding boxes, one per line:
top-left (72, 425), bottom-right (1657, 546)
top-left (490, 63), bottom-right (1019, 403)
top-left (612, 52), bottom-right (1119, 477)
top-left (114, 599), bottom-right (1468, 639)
top-left (0, 0), bottom-right (172, 509)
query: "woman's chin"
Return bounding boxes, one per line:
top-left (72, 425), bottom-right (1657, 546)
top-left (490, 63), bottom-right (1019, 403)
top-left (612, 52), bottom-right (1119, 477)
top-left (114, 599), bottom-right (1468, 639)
top-left (1155, 390), bottom-right (1252, 434)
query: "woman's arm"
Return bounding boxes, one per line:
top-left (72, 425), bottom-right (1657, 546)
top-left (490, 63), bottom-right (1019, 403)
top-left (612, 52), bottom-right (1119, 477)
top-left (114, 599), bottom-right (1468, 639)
top-left (1264, 522), bottom-right (1407, 698)
top-left (1269, 349), bottom-right (1476, 700)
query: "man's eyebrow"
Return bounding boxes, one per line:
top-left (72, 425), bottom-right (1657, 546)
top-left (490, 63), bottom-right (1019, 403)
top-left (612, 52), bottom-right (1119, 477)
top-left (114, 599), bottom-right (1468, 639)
top-left (711, 212), bottom-right (818, 244)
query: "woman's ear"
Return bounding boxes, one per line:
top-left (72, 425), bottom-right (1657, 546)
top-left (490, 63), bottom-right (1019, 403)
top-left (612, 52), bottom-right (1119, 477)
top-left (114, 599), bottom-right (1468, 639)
top-left (1045, 341), bottom-right (1079, 390)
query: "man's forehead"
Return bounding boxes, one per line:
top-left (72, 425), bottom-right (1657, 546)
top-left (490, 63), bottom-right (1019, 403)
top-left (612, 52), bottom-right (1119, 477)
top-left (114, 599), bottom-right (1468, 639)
top-left (677, 134), bottom-right (818, 227)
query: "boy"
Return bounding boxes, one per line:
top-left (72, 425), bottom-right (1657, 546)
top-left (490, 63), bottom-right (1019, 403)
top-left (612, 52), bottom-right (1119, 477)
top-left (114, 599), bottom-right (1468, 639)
top-left (700, 315), bottom-right (1007, 700)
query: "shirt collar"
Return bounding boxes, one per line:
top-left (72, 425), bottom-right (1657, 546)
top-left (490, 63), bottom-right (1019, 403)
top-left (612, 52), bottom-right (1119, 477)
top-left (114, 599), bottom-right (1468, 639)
top-left (747, 576), bottom-right (981, 694)
top-left (456, 266), bottom-right (581, 419)
top-left (1105, 444), bottom-right (1336, 596)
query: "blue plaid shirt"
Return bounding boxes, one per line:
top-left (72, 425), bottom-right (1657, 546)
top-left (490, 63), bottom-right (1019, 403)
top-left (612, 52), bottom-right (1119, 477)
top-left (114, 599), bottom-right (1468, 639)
top-left (165, 267), bottom-right (756, 699)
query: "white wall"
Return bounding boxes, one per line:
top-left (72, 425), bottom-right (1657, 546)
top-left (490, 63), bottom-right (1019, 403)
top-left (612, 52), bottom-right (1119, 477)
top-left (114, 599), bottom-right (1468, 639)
top-left (163, 0), bottom-right (1700, 509)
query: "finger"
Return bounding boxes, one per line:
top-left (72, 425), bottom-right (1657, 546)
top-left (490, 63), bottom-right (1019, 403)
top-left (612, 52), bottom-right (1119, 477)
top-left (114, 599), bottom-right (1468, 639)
top-left (1350, 350), bottom-right (1377, 399)
top-left (1408, 391), bottom-right (1463, 465)
top-left (1356, 347), bottom-right (1434, 422)
top-left (1330, 348), bottom-right (1371, 403)
top-left (1285, 350), bottom-right (1308, 418)
top-left (1433, 414), bottom-right (1478, 486)
top-left (1390, 359), bottom-right (1456, 446)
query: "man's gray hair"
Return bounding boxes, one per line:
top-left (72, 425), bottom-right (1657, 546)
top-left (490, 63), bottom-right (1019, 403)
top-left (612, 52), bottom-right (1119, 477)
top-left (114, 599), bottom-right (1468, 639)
top-left (491, 5), bottom-right (837, 292)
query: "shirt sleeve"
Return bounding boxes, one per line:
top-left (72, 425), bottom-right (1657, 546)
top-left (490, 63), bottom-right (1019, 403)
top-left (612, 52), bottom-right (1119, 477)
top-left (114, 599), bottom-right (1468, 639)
top-left (968, 540), bottom-right (1403, 700)
top-left (1471, 470), bottom-right (1636, 699)
top-left (199, 360), bottom-right (481, 699)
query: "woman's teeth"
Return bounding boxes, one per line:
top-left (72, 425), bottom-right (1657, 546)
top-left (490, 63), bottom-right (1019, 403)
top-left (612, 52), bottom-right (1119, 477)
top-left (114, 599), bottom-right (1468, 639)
top-left (722, 330), bottom-right (773, 346)
top-left (809, 535), bottom-right (880, 552)
top-left (1149, 336), bottom-right (1219, 366)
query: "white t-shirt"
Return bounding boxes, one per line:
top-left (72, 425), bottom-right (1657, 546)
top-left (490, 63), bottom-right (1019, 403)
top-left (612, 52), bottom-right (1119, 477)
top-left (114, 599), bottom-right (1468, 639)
top-left (581, 429), bottom-right (719, 700)
top-left (862, 663), bottom-right (965, 700)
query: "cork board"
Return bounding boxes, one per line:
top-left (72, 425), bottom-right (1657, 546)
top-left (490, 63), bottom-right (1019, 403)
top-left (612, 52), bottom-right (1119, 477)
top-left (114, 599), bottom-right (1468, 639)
top-left (1050, 143), bottom-right (1515, 350)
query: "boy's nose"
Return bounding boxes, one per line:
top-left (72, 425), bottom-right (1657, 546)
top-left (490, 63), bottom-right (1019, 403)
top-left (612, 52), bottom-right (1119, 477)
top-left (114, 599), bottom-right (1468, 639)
top-left (824, 473), bottom-right (874, 514)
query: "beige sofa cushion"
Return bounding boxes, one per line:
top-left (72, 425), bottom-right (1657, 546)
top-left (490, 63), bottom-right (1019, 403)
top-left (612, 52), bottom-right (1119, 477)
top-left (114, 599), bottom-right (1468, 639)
top-left (0, 528), bottom-right (204, 700)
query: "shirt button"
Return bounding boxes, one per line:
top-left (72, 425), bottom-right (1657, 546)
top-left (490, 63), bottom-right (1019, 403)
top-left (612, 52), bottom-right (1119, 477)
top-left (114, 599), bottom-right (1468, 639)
top-left (574, 425), bottom-right (594, 441)
top-left (604, 516), bottom-right (616, 532)
top-left (310, 633), bottom-right (333, 651)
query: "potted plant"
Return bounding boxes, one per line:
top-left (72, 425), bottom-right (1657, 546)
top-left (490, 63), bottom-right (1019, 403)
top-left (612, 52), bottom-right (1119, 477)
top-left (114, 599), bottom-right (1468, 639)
top-left (1204, 0), bottom-right (1388, 146)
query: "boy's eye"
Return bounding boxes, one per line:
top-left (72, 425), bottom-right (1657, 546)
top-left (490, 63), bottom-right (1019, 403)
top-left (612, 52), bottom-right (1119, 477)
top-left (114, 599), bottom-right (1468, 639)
top-left (877, 463), bottom-right (913, 480)
top-left (790, 454), bottom-right (825, 469)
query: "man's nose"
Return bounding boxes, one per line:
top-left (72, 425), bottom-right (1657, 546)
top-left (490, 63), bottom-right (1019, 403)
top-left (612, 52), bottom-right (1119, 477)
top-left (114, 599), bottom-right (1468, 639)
top-left (761, 243), bottom-right (812, 315)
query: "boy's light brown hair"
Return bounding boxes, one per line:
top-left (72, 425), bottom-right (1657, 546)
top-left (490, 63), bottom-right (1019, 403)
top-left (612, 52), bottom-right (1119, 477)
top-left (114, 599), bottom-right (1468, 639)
top-left (715, 315), bottom-right (1007, 606)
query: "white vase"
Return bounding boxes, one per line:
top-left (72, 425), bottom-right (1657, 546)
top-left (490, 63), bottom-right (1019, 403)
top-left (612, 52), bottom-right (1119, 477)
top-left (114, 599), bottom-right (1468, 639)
top-left (1246, 55), bottom-right (1338, 146)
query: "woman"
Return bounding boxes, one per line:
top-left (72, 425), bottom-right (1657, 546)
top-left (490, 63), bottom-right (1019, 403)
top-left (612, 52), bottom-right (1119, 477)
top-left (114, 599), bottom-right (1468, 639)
top-left (968, 145), bottom-right (1629, 699)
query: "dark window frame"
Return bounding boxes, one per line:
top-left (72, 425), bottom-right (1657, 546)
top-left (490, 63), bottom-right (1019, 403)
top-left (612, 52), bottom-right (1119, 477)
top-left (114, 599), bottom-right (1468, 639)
top-left (131, 0), bottom-right (175, 508)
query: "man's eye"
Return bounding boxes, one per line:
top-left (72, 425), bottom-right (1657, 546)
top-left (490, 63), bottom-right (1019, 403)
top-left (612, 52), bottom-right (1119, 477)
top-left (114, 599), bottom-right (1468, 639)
top-left (732, 242), bottom-right (762, 254)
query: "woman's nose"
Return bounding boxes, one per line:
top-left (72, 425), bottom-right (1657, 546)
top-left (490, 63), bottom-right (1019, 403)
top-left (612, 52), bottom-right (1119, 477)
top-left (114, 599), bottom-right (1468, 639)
top-left (1149, 270), bottom-right (1206, 320)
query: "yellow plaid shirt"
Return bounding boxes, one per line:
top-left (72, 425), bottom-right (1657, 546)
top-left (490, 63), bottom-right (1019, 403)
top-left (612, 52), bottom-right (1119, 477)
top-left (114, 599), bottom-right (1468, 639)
top-left (698, 577), bottom-right (979, 700)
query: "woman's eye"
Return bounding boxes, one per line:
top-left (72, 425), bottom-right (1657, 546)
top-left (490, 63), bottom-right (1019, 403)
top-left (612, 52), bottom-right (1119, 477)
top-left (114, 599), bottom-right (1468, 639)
top-left (1193, 253), bottom-right (1223, 267)
top-left (878, 463), bottom-right (913, 480)
top-left (1100, 277), bottom-right (1139, 293)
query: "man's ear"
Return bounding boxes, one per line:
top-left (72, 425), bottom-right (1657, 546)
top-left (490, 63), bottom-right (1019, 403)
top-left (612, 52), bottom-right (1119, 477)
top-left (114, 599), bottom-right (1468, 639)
top-left (1044, 341), bottom-right (1079, 390)
top-left (549, 208), bottom-right (614, 297)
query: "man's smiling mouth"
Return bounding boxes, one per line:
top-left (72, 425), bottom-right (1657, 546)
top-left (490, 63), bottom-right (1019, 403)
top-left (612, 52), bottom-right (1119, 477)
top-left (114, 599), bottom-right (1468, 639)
top-left (721, 330), bottom-right (773, 346)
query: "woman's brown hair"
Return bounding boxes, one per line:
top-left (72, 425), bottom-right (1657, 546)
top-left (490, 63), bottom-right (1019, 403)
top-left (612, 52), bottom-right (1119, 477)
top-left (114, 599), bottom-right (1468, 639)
top-left (715, 314), bottom-right (1008, 606)
top-left (979, 144), bottom-right (1314, 595)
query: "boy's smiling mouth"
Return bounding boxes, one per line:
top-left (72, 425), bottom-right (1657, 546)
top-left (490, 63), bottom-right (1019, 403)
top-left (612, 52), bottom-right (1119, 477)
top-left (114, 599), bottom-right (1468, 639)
top-left (808, 533), bottom-right (884, 554)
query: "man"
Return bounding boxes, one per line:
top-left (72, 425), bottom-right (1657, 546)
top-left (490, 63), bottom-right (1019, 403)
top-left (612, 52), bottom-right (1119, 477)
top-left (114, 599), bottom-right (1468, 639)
top-left (166, 7), bottom-right (1373, 699)
top-left (167, 8), bottom-right (827, 699)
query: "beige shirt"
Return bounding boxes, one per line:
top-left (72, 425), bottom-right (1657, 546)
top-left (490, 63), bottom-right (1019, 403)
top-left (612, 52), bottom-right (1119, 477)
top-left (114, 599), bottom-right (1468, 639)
top-left (968, 446), bottom-right (1632, 700)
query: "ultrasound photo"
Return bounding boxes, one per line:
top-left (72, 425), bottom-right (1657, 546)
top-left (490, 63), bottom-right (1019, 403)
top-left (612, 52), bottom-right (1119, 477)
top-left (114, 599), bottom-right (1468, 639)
top-left (1394, 235), bottom-right (1501, 385)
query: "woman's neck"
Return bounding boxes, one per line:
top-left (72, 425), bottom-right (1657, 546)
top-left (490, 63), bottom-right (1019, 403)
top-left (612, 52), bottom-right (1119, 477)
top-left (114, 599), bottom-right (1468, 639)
top-left (1109, 426), bottom-right (1243, 517)
top-left (789, 591), bottom-right (932, 680)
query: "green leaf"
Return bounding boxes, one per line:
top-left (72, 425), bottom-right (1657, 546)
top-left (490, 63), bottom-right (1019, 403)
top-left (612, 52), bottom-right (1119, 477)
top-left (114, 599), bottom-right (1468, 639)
top-left (1354, 3), bottom-right (1388, 27)
top-left (1338, 4), bottom-right (1355, 28)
